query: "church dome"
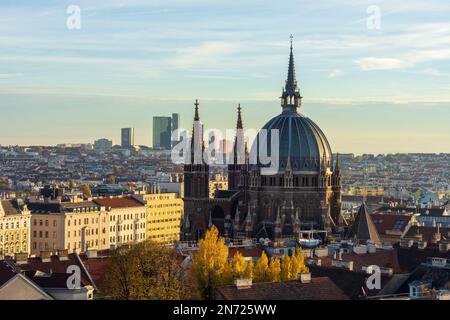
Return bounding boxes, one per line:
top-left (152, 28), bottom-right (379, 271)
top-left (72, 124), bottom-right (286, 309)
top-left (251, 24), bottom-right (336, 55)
top-left (251, 37), bottom-right (332, 173)
top-left (255, 111), bottom-right (332, 172)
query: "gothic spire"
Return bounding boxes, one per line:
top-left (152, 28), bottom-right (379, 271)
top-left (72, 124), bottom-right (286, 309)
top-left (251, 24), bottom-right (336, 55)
top-left (285, 35), bottom-right (297, 95)
top-left (334, 153), bottom-right (341, 176)
top-left (194, 99), bottom-right (200, 121)
top-left (236, 104), bottom-right (243, 129)
top-left (281, 35), bottom-right (302, 113)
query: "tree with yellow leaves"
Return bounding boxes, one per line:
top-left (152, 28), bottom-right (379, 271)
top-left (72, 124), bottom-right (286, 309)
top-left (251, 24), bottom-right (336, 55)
top-left (290, 248), bottom-right (309, 279)
top-left (244, 259), bottom-right (253, 279)
top-left (269, 257), bottom-right (281, 282)
top-left (253, 251), bottom-right (270, 282)
top-left (190, 226), bottom-right (229, 299)
top-left (280, 255), bottom-right (291, 281)
top-left (232, 252), bottom-right (247, 279)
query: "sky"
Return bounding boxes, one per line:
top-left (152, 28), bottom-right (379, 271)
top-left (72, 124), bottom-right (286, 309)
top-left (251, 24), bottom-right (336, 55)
top-left (0, 0), bottom-right (450, 154)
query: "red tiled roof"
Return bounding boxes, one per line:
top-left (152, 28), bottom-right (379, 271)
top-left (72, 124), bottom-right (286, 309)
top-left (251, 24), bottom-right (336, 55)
top-left (93, 197), bottom-right (144, 208)
top-left (404, 226), bottom-right (450, 243)
top-left (319, 249), bottom-right (401, 273)
top-left (79, 257), bottom-right (109, 287)
top-left (216, 277), bottom-right (349, 300)
top-left (370, 213), bottom-right (413, 234)
top-left (228, 247), bottom-right (263, 259)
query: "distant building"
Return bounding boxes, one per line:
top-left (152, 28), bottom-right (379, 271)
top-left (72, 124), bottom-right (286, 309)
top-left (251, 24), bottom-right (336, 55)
top-left (28, 200), bottom-right (109, 255)
top-left (121, 128), bottom-right (134, 148)
top-left (27, 196), bottom-right (147, 255)
top-left (94, 138), bottom-right (113, 151)
top-left (0, 199), bottom-right (31, 257)
top-left (171, 113), bottom-right (180, 147)
top-left (141, 192), bottom-right (183, 244)
top-left (209, 174), bottom-right (228, 199)
top-left (153, 117), bottom-right (172, 150)
top-left (91, 184), bottom-right (126, 197)
top-left (93, 196), bottom-right (147, 249)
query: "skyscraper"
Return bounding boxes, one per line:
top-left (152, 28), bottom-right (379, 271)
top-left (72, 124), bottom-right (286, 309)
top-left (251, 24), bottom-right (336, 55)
top-left (153, 117), bottom-right (172, 150)
top-left (171, 113), bottom-right (180, 147)
top-left (121, 128), bottom-right (134, 148)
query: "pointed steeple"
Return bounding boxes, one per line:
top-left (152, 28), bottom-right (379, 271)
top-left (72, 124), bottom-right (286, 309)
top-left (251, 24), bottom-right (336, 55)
top-left (194, 99), bottom-right (200, 121)
top-left (286, 35), bottom-right (297, 95)
top-left (236, 104), bottom-right (243, 129)
top-left (335, 153), bottom-right (340, 173)
top-left (347, 203), bottom-right (381, 245)
top-left (281, 35), bottom-right (302, 113)
top-left (233, 104), bottom-right (245, 165)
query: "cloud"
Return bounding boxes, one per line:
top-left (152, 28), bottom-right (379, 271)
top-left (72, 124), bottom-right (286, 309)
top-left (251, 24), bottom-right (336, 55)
top-left (355, 57), bottom-right (408, 71)
top-left (168, 41), bottom-right (241, 69)
top-left (328, 69), bottom-right (344, 78)
top-left (421, 68), bottom-right (441, 76)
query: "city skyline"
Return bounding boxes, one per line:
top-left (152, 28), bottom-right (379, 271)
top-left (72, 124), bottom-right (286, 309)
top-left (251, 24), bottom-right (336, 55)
top-left (1, 0), bottom-right (450, 153)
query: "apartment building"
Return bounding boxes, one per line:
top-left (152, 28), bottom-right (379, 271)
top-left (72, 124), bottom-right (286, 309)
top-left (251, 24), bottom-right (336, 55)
top-left (28, 201), bottom-right (109, 254)
top-left (141, 193), bottom-right (183, 244)
top-left (0, 199), bottom-right (31, 257)
top-left (93, 197), bottom-right (147, 248)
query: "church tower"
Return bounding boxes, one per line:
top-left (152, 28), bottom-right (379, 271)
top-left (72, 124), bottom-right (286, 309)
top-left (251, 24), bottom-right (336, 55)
top-left (182, 100), bottom-right (210, 240)
top-left (228, 105), bottom-right (246, 191)
top-left (331, 153), bottom-right (342, 225)
top-left (183, 99), bottom-right (209, 199)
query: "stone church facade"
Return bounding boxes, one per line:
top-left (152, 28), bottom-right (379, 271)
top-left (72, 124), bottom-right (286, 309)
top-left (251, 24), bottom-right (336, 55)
top-left (182, 40), bottom-right (342, 241)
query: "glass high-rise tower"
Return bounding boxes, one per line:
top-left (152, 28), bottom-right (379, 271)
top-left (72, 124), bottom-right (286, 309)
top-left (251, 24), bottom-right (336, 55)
top-left (153, 117), bottom-right (172, 150)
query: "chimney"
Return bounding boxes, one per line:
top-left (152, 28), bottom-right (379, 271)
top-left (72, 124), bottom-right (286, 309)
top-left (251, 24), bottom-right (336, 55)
top-left (86, 249), bottom-right (98, 259)
top-left (233, 278), bottom-right (252, 289)
top-left (57, 249), bottom-right (69, 261)
top-left (14, 253), bottom-right (29, 265)
top-left (40, 250), bottom-right (52, 263)
top-left (299, 272), bottom-right (311, 284)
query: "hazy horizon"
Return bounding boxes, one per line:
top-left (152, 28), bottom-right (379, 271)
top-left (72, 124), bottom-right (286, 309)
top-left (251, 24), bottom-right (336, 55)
top-left (1, 0), bottom-right (450, 153)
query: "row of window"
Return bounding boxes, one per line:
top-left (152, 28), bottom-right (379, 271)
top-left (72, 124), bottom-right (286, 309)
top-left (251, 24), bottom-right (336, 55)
top-left (109, 213), bottom-right (146, 222)
top-left (259, 176), bottom-right (324, 187)
top-left (67, 217), bottom-right (103, 226)
top-left (148, 218), bottom-right (181, 224)
top-left (0, 244), bottom-right (27, 254)
top-left (0, 221), bottom-right (27, 229)
top-left (33, 219), bottom-right (57, 227)
top-left (147, 203), bottom-right (182, 209)
top-left (0, 232), bottom-right (27, 242)
top-left (148, 211), bottom-right (182, 216)
top-left (148, 225), bottom-right (180, 231)
top-left (109, 233), bottom-right (146, 243)
top-left (109, 223), bottom-right (145, 232)
top-left (149, 233), bottom-right (179, 239)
